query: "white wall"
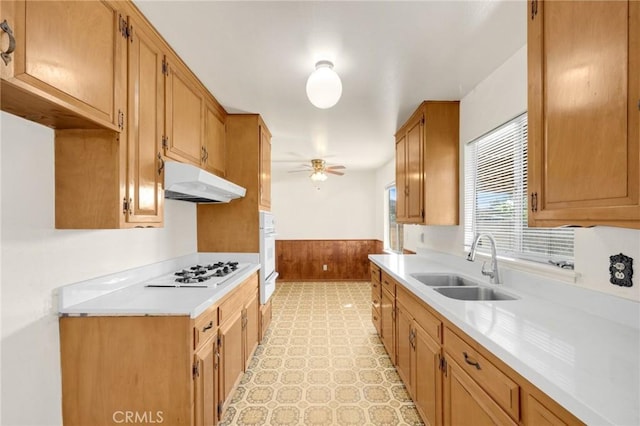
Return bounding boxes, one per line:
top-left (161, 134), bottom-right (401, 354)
top-left (0, 112), bottom-right (198, 425)
top-left (399, 46), bottom-right (640, 302)
top-left (271, 169), bottom-right (377, 239)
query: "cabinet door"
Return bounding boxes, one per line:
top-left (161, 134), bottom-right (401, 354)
top-left (528, 0), bottom-right (639, 228)
top-left (194, 339), bottom-right (218, 426)
top-left (165, 56), bottom-right (204, 166)
top-left (1, 0), bottom-right (124, 130)
top-left (244, 291), bottom-right (260, 368)
top-left (219, 311), bottom-right (244, 408)
top-left (406, 116), bottom-right (424, 222)
top-left (526, 395), bottom-right (568, 426)
top-left (204, 102), bottom-right (226, 176)
top-left (413, 323), bottom-right (442, 426)
top-left (444, 358), bottom-right (517, 426)
top-left (395, 302), bottom-right (413, 391)
top-left (380, 288), bottom-right (395, 362)
top-left (126, 16), bottom-right (164, 225)
top-left (396, 133), bottom-right (408, 222)
top-left (259, 125), bottom-right (272, 210)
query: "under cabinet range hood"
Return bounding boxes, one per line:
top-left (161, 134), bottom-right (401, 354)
top-left (164, 161), bottom-right (246, 203)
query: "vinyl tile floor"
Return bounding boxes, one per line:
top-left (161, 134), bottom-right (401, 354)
top-left (220, 281), bottom-right (423, 426)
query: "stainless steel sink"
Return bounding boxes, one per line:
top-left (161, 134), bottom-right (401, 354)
top-left (434, 286), bottom-right (519, 301)
top-left (410, 273), bottom-right (476, 287)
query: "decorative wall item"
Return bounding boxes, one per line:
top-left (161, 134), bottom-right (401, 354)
top-left (609, 253), bottom-right (633, 287)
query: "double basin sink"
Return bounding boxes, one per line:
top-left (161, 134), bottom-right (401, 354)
top-left (410, 273), bottom-right (518, 301)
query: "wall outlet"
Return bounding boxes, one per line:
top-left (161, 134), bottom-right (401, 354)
top-left (323, 264), bottom-right (328, 271)
top-left (609, 253), bottom-right (633, 287)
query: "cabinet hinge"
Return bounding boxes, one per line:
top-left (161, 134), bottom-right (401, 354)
top-left (637, 99), bottom-right (640, 110)
top-left (531, 192), bottom-right (538, 212)
top-left (122, 197), bottom-right (128, 216)
top-left (162, 58), bottom-right (169, 76)
top-left (421, 116), bottom-right (425, 125)
top-left (217, 334), bottom-right (222, 347)
top-left (192, 361), bottom-right (199, 379)
top-left (118, 15), bottom-right (128, 39)
top-left (531, 0), bottom-right (538, 20)
top-left (440, 356), bottom-right (448, 377)
top-left (217, 402), bottom-right (222, 419)
top-left (421, 209), bottom-right (424, 219)
top-left (117, 109), bottom-right (124, 131)
top-left (162, 135), bottom-right (168, 149)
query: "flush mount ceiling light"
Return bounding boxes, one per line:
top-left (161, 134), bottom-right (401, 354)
top-left (306, 60), bottom-right (342, 109)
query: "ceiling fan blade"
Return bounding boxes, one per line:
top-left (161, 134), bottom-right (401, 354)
top-left (325, 170), bottom-right (345, 176)
top-left (326, 165), bottom-right (346, 170)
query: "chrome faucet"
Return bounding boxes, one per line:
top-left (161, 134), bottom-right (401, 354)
top-left (467, 233), bottom-right (501, 284)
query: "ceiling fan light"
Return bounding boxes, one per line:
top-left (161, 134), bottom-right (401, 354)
top-left (306, 60), bottom-right (342, 109)
top-left (310, 171), bottom-right (328, 182)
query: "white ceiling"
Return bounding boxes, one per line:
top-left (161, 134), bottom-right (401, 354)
top-left (134, 0), bottom-right (526, 172)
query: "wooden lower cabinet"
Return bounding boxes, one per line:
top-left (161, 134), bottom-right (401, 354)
top-left (218, 281), bottom-right (260, 417)
top-left (59, 273), bottom-right (261, 426)
top-left (413, 322), bottom-right (442, 426)
top-left (380, 287), bottom-right (395, 361)
top-left (244, 290), bottom-right (260, 366)
top-left (396, 300), bottom-right (442, 426)
top-left (194, 337), bottom-right (218, 426)
top-left (219, 309), bottom-right (244, 412)
top-left (260, 298), bottom-right (273, 341)
top-left (368, 261), bottom-right (584, 426)
top-left (444, 357), bottom-right (517, 426)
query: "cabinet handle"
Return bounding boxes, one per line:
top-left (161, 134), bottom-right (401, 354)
top-left (157, 152), bottom-right (165, 175)
top-left (202, 321), bottom-right (214, 332)
top-left (463, 351), bottom-right (481, 370)
top-left (204, 147), bottom-right (209, 162)
top-left (0, 20), bottom-right (16, 66)
top-left (530, 192), bottom-right (538, 212)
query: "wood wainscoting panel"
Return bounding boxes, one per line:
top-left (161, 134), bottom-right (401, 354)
top-left (276, 240), bottom-right (380, 281)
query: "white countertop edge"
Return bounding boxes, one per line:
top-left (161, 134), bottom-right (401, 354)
top-left (369, 254), bottom-right (638, 426)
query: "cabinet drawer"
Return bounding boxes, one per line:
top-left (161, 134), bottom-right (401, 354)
top-left (372, 283), bottom-right (381, 310)
top-left (444, 327), bottom-right (520, 420)
top-left (194, 305), bottom-right (218, 349)
top-left (381, 271), bottom-right (396, 295)
top-left (370, 263), bottom-right (381, 283)
top-left (372, 307), bottom-right (381, 336)
top-left (219, 274), bottom-right (258, 325)
top-left (396, 285), bottom-right (441, 343)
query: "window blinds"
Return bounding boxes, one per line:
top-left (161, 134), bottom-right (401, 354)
top-left (464, 113), bottom-right (574, 263)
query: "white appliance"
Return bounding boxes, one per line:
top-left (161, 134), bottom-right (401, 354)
top-left (144, 261), bottom-right (250, 288)
top-left (259, 211), bottom-right (278, 304)
top-left (164, 161), bottom-right (247, 203)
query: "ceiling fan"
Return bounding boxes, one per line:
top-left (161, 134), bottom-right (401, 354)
top-left (288, 159), bottom-right (346, 182)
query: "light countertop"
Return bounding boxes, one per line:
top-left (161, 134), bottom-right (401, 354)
top-left (369, 253), bottom-right (639, 426)
top-left (58, 253), bottom-right (260, 318)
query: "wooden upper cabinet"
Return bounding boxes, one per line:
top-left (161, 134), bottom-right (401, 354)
top-left (406, 117), bottom-right (424, 221)
top-left (164, 54), bottom-right (205, 166)
top-left (528, 0), bottom-right (640, 228)
top-left (395, 101), bottom-right (459, 225)
top-left (259, 124), bottom-right (272, 210)
top-left (1, 0), bottom-right (125, 130)
top-left (204, 101), bottom-right (227, 177)
top-left (126, 14), bottom-right (164, 225)
top-left (396, 133), bottom-right (408, 220)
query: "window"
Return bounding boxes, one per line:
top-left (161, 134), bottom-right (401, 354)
top-left (464, 113), bottom-right (574, 264)
top-left (385, 184), bottom-right (404, 253)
